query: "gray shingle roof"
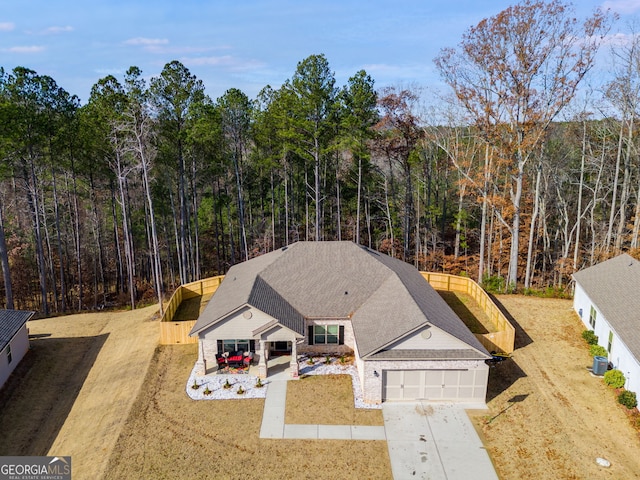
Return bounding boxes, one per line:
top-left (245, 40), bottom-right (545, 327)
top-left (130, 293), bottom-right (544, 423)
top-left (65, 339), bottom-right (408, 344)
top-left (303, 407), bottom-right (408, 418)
top-left (0, 310), bottom-right (34, 351)
top-left (367, 349), bottom-right (487, 360)
top-left (191, 241), bottom-right (489, 358)
top-left (573, 253), bottom-right (640, 361)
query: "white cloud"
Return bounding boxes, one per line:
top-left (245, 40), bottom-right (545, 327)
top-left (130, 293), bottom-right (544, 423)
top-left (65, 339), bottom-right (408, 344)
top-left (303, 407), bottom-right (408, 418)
top-left (42, 25), bottom-right (73, 35)
top-left (0, 22), bottom-right (14, 32)
top-left (4, 45), bottom-right (45, 53)
top-left (94, 68), bottom-right (125, 76)
top-left (599, 32), bottom-right (640, 47)
top-left (124, 37), bottom-right (169, 46)
top-left (181, 55), bottom-right (264, 71)
top-left (182, 55), bottom-right (234, 66)
top-left (602, 0), bottom-right (640, 15)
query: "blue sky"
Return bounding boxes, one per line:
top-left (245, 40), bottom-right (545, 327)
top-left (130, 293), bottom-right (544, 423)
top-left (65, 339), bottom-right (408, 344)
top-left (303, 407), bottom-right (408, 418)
top-left (1, 0), bottom-right (639, 104)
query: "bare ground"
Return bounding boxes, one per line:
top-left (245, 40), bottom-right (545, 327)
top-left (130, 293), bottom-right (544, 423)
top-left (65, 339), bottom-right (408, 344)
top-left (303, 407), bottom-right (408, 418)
top-left (470, 295), bottom-right (640, 479)
top-left (103, 344), bottom-right (392, 480)
top-left (0, 305), bottom-right (160, 479)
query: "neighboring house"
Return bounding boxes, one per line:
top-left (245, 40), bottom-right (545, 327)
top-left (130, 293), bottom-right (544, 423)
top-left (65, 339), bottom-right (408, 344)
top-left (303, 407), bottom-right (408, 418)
top-left (190, 241), bottom-right (491, 405)
top-left (0, 310), bottom-right (34, 389)
top-left (572, 253), bottom-right (640, 395)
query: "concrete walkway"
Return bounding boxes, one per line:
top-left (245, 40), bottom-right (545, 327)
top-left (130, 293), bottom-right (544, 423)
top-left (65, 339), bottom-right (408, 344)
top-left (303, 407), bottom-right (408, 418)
top-left (259, 379), bottom-right (387, 440)
top-left (258, 357), bottom-right (497, 479)
top-left (383, 402), bottom-right (498, 480)
top-left (260, 357), bottom-right (498, 480)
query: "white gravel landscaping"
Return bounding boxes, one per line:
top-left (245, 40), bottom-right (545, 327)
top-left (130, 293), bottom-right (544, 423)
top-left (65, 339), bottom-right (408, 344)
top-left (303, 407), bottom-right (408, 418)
top-left (185, 356), bottom-right (381, 409)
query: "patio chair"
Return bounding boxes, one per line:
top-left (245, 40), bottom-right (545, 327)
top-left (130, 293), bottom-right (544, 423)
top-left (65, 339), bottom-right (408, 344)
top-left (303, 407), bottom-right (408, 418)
top-left (243, 352), bottom-right (254, 367)
top-left (215, 353), bottom-right (227, 370)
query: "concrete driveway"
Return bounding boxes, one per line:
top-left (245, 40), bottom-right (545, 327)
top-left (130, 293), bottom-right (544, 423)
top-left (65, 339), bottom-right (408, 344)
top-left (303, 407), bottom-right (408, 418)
top-left (382, 402), bottom-right (498, 480)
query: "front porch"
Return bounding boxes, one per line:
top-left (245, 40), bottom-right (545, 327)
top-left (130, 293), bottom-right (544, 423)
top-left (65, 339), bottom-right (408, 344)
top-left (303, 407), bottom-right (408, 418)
top-left (186, 353), bottom-right (376, 408)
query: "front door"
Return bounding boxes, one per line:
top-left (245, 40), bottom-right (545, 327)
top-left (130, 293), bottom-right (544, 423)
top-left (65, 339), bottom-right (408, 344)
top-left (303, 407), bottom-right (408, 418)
top-left (271, 341), bottom-right (291, 355)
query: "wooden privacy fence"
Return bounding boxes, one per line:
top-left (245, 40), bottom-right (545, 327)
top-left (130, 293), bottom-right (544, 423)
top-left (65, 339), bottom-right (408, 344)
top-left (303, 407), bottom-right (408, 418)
top-left (421, 272), bottom-right (515, 354)
top-left (159, 276), bottom-right (224, 345)
top-left (160, 271), bottom-right (515, 354)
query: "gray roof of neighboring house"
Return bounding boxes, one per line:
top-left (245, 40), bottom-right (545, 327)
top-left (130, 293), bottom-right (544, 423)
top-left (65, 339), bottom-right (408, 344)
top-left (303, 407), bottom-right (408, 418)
top-left (0, 310), bottom-right (34, 352)
top-left (572, 253), bottom-right (640, 362)
top-left (191, 241), bottom-right (489, 359)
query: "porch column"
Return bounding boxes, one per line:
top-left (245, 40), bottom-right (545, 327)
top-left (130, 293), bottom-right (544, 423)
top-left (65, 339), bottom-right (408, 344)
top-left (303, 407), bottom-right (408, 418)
top-left (194, 338), bottom-right (206, 376)
top-left (258, 340), bottom-right (267, 378)
top-left (290, 339), bottom-right (299, 378)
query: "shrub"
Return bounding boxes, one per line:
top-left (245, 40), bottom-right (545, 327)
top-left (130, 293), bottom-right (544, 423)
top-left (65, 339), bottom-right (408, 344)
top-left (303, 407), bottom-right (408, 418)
top-left (604, 369), bottom-right (626, 389)
top-left (589, 345), bottom-right (608, 357)
top-left (237, 386), bottom-right (245, 395)
top-left (203, 386), bottom-right (212, 395)
top-left (482, 275), bottom-right (505, 294)
top-left (618, 390), bottom-right (637, 409)
top-left (523, 286), bottom-right (570, 299)
top-left (255, 378), bottom-right (263, 388)
top-left (582, 330), bottom-right (598, 345)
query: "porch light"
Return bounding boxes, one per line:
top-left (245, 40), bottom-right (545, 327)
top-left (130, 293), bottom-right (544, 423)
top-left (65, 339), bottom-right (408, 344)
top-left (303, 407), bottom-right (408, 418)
top-left (374, 370), bottom-right (379, 377)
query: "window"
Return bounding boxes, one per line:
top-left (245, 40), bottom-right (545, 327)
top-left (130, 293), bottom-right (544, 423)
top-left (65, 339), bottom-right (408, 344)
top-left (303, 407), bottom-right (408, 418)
top-left (589, 306), bottom-right (597, 329)
top-left (608, 331), bottom-right (613, 354)
top-left (308, 325), bottom-right (344, 345)
top-left (217, 339), bottom-right (253, 354)
top-left (6, 344), bottom-right (11, 364)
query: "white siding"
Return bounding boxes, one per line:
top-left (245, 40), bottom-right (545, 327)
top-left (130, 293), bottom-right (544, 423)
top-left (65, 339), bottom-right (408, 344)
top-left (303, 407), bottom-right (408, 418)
top-left (607, 329), bottom-right (640, 395)
top-left (573, 283), bottom-right (594, 330)
top-left (386, 325), bottom-right (472, 351)
top-left (0, 324), bottom-right (30, 388)
top-left (574, 282), bottom-right (640, 396)
top-left (256, 325), bottom-right (299, 342)
top-left (202, 307), bottom-right (275, 340)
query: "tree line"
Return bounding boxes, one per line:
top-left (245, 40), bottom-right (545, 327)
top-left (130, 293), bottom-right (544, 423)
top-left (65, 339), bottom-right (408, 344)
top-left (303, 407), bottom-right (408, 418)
top-left (0, 0), bottom-right (635, 314)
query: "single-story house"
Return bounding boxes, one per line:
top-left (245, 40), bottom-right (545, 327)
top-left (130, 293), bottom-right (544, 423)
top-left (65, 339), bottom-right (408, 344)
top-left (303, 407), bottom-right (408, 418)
top-left (573, 253), bottom-right (640, 395)
top-left (0, 309), bottom-right (34, 389)
top-left (190, 241), bottom-right (491, 405)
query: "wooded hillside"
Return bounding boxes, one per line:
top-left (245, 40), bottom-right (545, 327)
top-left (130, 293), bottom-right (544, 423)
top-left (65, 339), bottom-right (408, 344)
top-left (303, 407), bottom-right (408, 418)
top-left (0, 1), bottom-right (636, 314)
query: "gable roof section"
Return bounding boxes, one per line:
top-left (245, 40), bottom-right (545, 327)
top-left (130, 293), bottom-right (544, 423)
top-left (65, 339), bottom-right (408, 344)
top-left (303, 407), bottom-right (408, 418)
top-left (190, 241), bottom-right (489, 357)
top-left (0, 310), bottom-right (34, 352)
top-left (573, 253), bottom-right (640, 361)
top-left (360, 246), bottom-right (487, 356)
top-left (190, 247), bottom-right (287, 334)
top-left (248, 276), bottom-right (305, 334)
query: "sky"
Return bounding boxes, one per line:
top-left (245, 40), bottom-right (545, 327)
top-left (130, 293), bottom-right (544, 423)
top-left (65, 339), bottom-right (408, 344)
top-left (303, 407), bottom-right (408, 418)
top-left (1, 0), bottom-right (640, 104)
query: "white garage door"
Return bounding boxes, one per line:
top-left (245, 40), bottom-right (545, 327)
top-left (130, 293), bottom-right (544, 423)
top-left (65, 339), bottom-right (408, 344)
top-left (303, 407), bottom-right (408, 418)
top-left (382, 369), bottom-right (484, 401)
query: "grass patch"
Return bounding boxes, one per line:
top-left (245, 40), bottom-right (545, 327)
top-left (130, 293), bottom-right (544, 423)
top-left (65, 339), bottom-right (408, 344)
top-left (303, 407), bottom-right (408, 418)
top-left (171, 293), bottom-right (213, 321)
top-left (285, 375), bottom-right (383, 426)
top-left (438, 290), bottom-right (496, 334)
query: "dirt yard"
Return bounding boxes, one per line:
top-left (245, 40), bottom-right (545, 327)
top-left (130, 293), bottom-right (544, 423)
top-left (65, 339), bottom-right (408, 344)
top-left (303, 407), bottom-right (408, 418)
top-left (0, 305), bottom-right (160, 479)
top-left (470, 295), bottom-right (640, 479)
top-left (102, 344), bottom-right (391, 480)
top-left (2, 295), bottom-right (640, 479)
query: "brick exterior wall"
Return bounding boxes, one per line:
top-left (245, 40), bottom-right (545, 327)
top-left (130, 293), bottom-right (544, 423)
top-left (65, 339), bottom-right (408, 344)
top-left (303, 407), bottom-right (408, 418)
top-left (297, 319), bottom-right (355, 356)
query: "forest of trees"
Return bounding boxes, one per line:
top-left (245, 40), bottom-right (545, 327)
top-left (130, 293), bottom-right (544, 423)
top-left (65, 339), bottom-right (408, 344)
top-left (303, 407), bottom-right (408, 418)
top-left (0, 0), bottom-right (637, 315)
